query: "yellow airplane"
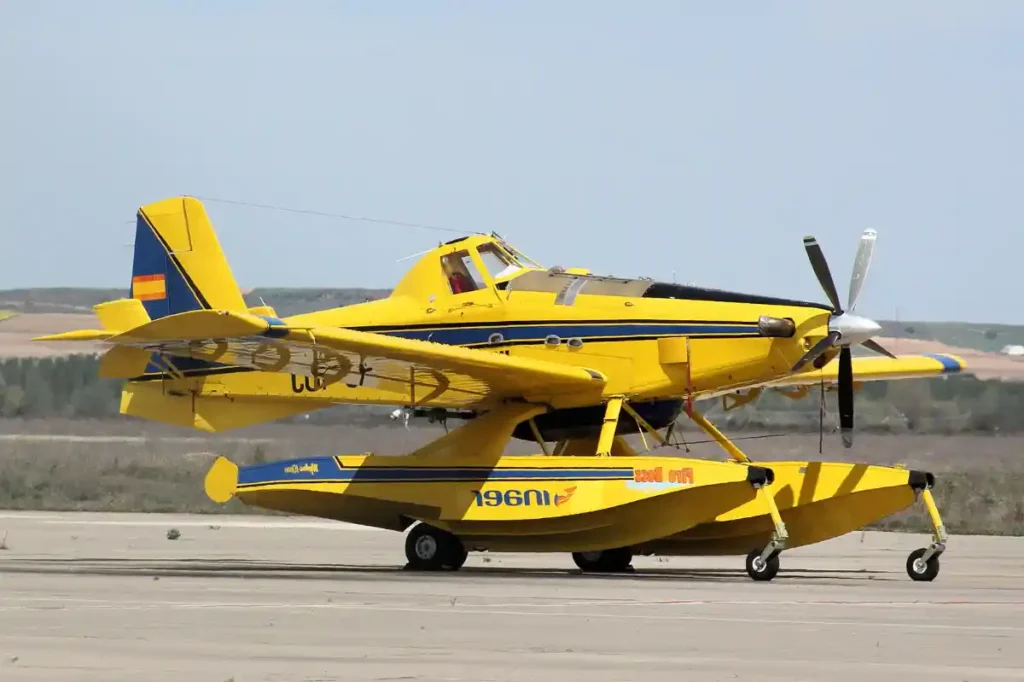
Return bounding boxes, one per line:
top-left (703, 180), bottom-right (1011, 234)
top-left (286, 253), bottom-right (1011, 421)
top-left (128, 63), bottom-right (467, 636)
top-left (38, 196), bottom-right (964, 582)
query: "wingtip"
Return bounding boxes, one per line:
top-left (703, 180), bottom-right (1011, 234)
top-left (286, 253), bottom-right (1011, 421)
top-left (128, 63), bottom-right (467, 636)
top-left (921, 353), bottom-right (966, 374)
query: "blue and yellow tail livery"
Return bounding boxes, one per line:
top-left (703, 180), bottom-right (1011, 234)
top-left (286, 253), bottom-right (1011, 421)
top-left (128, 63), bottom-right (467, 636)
top-left (130, 197), bottom-right (248, 319)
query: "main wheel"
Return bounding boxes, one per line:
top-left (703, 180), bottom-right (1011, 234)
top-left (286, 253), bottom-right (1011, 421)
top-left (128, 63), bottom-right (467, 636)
top-left (572, 548), bottom-right (633, 573)
top-left (404, 523), bottom-right (467, 571)
top-left (745, 549), bottom-right (780, 581)
top-left (906, 547), bottom-right (940, 582)
top-left (446, 539), bottom-right (469, 570)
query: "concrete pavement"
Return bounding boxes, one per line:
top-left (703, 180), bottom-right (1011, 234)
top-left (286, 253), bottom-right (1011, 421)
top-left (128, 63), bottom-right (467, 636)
top-left (0, 511), bottom-right (1021, 681)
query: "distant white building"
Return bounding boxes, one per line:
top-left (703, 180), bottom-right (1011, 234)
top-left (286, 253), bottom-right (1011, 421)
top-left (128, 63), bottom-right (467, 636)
top-left (1000, 344), bottom-right (1024, 356)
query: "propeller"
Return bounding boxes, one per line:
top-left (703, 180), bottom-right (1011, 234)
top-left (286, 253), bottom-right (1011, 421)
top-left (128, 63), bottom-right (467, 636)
top-left (790, 228), bottom-right (896, 448)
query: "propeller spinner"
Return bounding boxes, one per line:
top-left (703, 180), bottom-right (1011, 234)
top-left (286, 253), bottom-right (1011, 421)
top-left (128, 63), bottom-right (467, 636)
top-left (791, 229), bottom-right (896, 448)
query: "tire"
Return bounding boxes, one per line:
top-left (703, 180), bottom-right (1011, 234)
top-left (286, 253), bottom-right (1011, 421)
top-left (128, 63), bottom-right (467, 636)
top-left (405, 523), bottom-right (466, 571)
top-left (445, 537), bottom-right (468, 570)
top-left (745, 548), bottom-right (780, 581)
top-left (572, 551), bottom-right (605, 572)
top-left (906, 547), bottom-right (940, 582)
top-left (572, 548), bottom-right (633, 573)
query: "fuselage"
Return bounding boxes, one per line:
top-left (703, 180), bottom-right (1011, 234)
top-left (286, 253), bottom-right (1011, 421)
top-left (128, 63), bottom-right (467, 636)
top-left (286, 278), bottom-right (833, 398)
top-left (127, 231), bottom-right (838, 440)
top-left (266, 234), bottom-right (836, 439)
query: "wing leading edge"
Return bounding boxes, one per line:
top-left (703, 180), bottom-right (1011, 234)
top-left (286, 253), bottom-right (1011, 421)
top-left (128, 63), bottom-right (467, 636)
top-left (765, 353), bottom-right (967, 389)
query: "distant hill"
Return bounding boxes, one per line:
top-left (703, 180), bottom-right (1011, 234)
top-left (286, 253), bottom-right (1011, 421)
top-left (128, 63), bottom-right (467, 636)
top-left (0, 287), bottom-right (391, 317)
top-left (878, 320), bottom-right (1024, 354)
top-left (1, 287), bottom-right (1022, 353)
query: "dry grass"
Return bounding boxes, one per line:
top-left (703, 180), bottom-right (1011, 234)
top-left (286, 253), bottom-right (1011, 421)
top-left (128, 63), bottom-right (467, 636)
top-left (0, 418), bottom-right (1022, 535)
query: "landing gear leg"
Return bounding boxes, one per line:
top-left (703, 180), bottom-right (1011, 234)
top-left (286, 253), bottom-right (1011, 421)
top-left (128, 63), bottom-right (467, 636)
top-left (404, 523), bottom-right (468, 571)
top-left (906, 475), bottom-right (946, 582)
top-left (686, 406), bottom-right (788, 581)
top-left (745, 481), bottom-right (789, 582)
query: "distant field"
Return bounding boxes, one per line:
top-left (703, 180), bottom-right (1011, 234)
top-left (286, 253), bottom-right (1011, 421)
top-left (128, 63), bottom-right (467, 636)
top-left (0, 287), bottom-right (390, 316)
top-left (880, 319), bottom-right (1024, 353)
top-left (0, 312), bottom-right (105, 358)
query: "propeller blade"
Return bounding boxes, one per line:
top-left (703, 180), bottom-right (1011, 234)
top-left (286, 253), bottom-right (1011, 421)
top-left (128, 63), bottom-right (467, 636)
top-left (803, 236), bottom-right (843, 313)
top-left (838, 347), bottom-right (854, 448)
top-left (861, 338), bottom-right (897, 359)
top-left (791, 330), bottom-right (841, 373)
top-left (847, 228), bottom-right (877, 312)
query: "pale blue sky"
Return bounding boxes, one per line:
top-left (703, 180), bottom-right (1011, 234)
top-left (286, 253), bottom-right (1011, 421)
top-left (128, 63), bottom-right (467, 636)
top-left (1, 1), bottom-right (1021, 322)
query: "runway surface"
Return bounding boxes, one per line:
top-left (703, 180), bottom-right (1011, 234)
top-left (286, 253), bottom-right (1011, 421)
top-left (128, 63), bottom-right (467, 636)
top-left (0, 511), bottom-right (1021, 681)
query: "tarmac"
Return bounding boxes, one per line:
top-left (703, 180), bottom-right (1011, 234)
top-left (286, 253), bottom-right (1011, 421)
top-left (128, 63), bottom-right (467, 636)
top-left (0, 511), bottom-right (1021, 681)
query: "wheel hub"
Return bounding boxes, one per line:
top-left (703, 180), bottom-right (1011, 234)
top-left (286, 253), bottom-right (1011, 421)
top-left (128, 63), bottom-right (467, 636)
top-left (415, 535), bottom-right (437, 560)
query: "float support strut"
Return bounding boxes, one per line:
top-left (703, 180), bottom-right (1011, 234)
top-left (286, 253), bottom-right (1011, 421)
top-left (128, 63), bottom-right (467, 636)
top-left (596, 397), bottom-right (624, 456)
top-left (687, 407), bottom-right (752, 463)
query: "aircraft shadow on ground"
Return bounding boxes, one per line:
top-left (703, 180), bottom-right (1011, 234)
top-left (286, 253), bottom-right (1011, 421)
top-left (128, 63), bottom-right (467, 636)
top-left (0, 557), bottom-right (892, 584)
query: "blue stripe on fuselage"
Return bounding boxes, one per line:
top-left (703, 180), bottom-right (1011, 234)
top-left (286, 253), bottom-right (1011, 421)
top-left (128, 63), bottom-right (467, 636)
top-left (379, 322), bottom-right (757, 346)
top-left (134, 321), bottom-right (761, 380)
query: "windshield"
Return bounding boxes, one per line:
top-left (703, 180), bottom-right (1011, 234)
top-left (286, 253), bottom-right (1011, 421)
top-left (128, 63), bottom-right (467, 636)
top-left (491, 234), bottom-right (543, 270)
top-left (477, 243), bottom-right (523, 280)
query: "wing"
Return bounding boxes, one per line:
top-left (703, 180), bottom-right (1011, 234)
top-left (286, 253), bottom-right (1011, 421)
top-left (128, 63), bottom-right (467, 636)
top-left (36, 309), bottom-right (607, 408)
top-left (765, 352), bottom-right (967, 389)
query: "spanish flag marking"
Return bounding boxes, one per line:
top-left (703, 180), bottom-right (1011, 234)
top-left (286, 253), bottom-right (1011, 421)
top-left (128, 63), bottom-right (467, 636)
top-left (132, 273), bottom-right (167, 301)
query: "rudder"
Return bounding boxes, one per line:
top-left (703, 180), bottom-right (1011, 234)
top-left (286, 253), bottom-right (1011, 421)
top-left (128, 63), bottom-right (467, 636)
top-left (131, 196), bottom-right (248, 319)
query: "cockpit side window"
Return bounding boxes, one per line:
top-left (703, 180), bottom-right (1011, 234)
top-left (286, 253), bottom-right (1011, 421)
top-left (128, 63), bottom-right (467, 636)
top-left (441, 250), bottom-right (485, 295)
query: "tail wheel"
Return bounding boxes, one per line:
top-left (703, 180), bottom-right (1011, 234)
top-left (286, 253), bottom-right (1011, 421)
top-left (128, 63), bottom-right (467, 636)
top-left (572, 548), bottom-right (633, 573)
top-left (404, 523), bottom-right (467, 571)
top-left (745, 549), bottom-right (780, 581)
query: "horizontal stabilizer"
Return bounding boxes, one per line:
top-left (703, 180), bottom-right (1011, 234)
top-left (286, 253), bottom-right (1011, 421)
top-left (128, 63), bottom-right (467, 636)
top-left (95, 299), bottom-right (151, 332)
top-left (32, 308), bottom-right (274, 343)
top-left (107, 309), bottom-right (276, 343)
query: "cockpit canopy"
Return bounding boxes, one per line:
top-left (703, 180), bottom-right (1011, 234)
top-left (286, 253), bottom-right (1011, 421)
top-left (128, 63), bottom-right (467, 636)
top-left (393, 232), bottom-right (829, 312)
top-left (439, 239), bottom-right (529, 294)
top-left (390, 233), bottom-right (546, 300)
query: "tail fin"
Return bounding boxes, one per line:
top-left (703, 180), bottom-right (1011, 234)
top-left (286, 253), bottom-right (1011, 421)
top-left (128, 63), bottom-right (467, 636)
top-left (131, 197), bottom-right (248, 319)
